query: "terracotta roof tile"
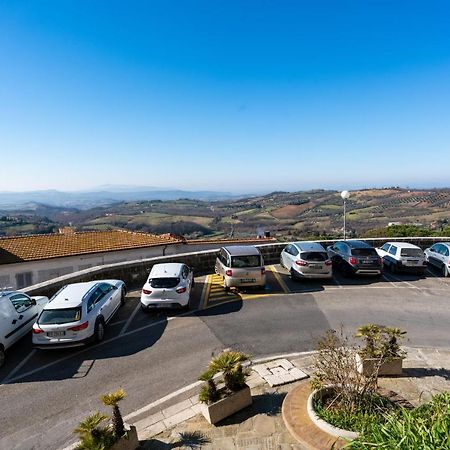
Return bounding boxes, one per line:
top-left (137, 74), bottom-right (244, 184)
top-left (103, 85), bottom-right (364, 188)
top-left (0, 230), bottom-right (184, 265)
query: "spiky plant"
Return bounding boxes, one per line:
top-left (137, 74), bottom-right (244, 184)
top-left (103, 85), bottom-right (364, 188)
top-left (208, 350), bottom-right (250, 392)
top-left (355, 324), bottom-right (382, 357)
top-left (74, 412), bottom-right (115, 450)
top-left (199, 369), bottom-right (220, 404)
top-left (100, 389), bottom-right (126, 438)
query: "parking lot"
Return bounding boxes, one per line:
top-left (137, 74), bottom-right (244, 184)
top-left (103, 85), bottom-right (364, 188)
top-left (1, 264), bottom-right (450, 450)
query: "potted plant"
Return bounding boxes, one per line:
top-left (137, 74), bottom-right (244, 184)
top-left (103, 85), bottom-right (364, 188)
top-left (355, 324), bottom-right (407, 376)
top-left (74, 389), bottom-right (139, 450)
top-left (198, 350), bottom-right (252, 424)
top-left (308, 329), bottom-right (395, 441)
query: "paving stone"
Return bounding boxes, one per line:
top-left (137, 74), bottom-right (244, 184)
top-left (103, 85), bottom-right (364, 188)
top-left (133, 410), bottom-right (164, 430)
top-left (253, 414), bottom-right (276, 434)
top-left (162, 407), bottom-right (197, 428)
top-left (253, 365), bottom-right (271, 377)
top-left (276, 359), bottom-right (294, 370)
top-left (289, 367), bottom-right (308, 380)
top-left (141, 420), bottom-right (166, 438)
top-left (161, 399), bottom-right (192, 418)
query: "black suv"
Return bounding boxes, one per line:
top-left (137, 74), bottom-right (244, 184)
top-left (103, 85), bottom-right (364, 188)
top-left (327, 240), bottom-right (382, 277)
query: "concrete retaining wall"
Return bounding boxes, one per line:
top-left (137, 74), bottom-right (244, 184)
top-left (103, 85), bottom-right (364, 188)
top-left (23, 237), bottom-right (446, 298)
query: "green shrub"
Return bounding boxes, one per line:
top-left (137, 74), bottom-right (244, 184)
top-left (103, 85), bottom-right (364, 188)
top-left (347, 392), bottom-right (450, 449)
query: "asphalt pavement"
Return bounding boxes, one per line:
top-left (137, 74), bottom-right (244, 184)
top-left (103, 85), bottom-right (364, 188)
top-left (1, 265), bottom-right (450, 449)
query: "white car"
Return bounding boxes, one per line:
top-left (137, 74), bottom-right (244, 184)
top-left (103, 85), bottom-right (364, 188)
top-left (0, 291), bottom-right (48, 366)
top-left (32, 279), bottom-right (126, 348)
top-left (141, 263), bottom-right (194, 310)
top-left (424, 242), bottom-right (450, 277)
top-left (376, 242), bottom-right (427, 274)
top-left (280, 241), bottom-right (332, 280)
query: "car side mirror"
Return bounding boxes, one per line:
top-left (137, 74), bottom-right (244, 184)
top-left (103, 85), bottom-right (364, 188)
top-left (30, 298), bottom-right (37, 306)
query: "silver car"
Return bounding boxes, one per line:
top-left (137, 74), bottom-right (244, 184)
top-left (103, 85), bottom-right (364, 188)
top-left (215, 246), bottom-right (266, 291)
top-left (424, 242), bottom-right (450, 277)
top-left (280, 241), bottom-right (332, 280)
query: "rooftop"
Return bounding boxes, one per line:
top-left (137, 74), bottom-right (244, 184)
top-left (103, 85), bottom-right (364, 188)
top-left (0, 230), bottom-right (185, 265)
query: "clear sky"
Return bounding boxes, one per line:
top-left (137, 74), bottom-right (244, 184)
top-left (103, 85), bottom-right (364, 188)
top-left (1, 1), bottom-right (450, 194)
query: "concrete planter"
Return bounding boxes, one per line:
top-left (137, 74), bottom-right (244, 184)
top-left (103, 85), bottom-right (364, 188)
top-left (110, 426), bottom-right (139, 450)
top-left (356, 353), bottom-right (403, 376)
top-left (307, 386), bottom-right (359, 440)
top-left (201, 385), bottom-right (252, 425)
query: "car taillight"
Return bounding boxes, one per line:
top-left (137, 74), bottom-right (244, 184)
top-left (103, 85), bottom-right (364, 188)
top-left (261, 267), bottom-right (266, 275)
top-left (225, 269), bottom-right (233, 277)
top-left (68, 321), bottom-right (89, 332)
top-left (325, 260), bottom-right (332, 266)
top-left (32, 325), bottom-right (44, 334)
top-left (295, 260), bottom-right (308, 266)
top-left (142, 289), bottom-right (152, 295)
top-left (349, 257), bottom-right (357, 265)
top-left (176, 287), bottom-right (187, 294)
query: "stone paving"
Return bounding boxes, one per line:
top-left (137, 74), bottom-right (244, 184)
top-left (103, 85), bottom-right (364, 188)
top-left (137, 347), bottom-right (450, 450)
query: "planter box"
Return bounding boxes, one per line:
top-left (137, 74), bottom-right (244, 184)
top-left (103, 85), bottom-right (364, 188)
top-left (201, 385), bottom-right (252, 425)
top-left (356, 353), bottom-right (403, 376)
top-left (110, 426), bottom-right (139, 450)
top-left (307, 387), bottom-right (359, 441)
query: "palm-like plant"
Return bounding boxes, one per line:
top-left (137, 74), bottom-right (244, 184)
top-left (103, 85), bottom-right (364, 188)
top-left (74, 412), bottom-right (115, 450)
top-left (207, 350), bottom-right (250, 392)
top-left (100, 389), bottom-right (126, 438)
top-left (199, 369), bottom-right (220, 404)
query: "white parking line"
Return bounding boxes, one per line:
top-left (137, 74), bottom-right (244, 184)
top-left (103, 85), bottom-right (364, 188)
top-left (1, 350), bottom-right (36, 384)
top-left (119, 302), bottom-right (142, 336)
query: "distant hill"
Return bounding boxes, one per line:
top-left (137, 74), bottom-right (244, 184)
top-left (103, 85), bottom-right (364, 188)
top-left (0, 187), bottom-right (240, 210)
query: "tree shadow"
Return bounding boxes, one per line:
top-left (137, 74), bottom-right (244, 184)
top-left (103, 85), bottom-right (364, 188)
top-left (402, 367), bottom-right (450, 381)
top-left (141, 431), bottom-right (210, 449)
top-left (215, 391), bottom-right (286, 426)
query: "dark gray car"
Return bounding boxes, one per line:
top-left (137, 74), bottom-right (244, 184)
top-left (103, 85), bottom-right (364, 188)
top-left (327, 240), bottom-right (382, 277)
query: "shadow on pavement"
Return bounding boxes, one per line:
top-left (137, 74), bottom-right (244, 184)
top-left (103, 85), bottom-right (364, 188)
top-left (142, 430), bottom-right (211, 449)
top-left (403, 367), bottom-right (450, 381)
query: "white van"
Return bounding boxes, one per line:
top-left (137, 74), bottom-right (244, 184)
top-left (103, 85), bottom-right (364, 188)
top-left (215, 246), bottom-right (266, 291)
top-left (0, 291), bottom-right (48, 366)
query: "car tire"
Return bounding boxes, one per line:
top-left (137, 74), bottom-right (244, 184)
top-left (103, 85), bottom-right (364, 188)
top-left (341, 263), bottom-right (351, 278)
top-left (94, 319), bottom-right (105, 343)
top-left (290, 268), bottom-right (298, 281)
top-left (443, 264), bottom-right (449, 278)
top-left (120, 287), bottom-right (126, 306)
top-left (0, 346), bottom-right (5, 368)
top-left (280, 257), bottom-right (284, 269)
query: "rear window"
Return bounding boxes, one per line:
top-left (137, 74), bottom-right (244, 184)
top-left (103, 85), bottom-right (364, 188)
top-left (351, 248), bottom-right (378, 257)
top-left (39, 307), bottom-right (82, 325)
top-left (300, 252), bottom-right (328, 262)
top-left (400, 248), bottom-right (423, 257)
top-left (149, 277), bottom-right (180, 289)
top-left (231, 255), bottom-right (261, 268)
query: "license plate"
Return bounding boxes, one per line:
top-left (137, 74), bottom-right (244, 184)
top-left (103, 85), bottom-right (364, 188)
top-left (47, 331), bottom-right (65, 338)
top-left (405, 260), bottom-right (418, 265)
top-left (240, 278), bottom-right (256, 283)
top-left (309, 264), bottom-right (322, 269)
top-left (361, 260), bottom-right (372, 264)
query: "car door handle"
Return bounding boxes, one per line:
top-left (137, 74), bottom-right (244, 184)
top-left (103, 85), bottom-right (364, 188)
top-left (19, 315), bottom-right (23, 320)
top-left (12, 319), bottom-right (17, 325)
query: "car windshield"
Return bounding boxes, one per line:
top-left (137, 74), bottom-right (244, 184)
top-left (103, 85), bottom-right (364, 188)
top-left (300, 252), bottom-right (328, 262)
top-left (351, 248), bottom-right (378, 257)
top-left (231, 255), bottom-right (261, 268)
top-left (39, 307), bottom-right (82, 324)
top-left (401, 248), bottom-right (423, 257)
top-left (149, 277), bottom-right (180, 289)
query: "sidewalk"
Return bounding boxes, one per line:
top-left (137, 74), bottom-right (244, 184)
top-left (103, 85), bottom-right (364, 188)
top-left (132, 347), bottom-right (450, 449)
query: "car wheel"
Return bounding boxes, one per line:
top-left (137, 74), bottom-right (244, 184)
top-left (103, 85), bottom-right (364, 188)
top-left (443, 264), bottom-right (449, 278)
top-left (280, 257), bottom-right (284, 269)
top-left (0, 346), bottom-right (5, 368)
top-left (94, 319), bottom-right (105, 343)
top-left (341, 263), bottom-right (351, 278)
top-left (389, 262), bottom-right (396, 274)
top-left (120, 287), bottom-right (126, 306)
top-left (290, 268), bottom-right (298, 281)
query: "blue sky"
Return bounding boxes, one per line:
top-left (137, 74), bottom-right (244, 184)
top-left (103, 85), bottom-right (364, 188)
top-left (1, 1), bottom-right (450, 193)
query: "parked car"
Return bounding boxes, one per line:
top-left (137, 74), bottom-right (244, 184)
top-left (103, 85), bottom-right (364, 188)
top-left (327, 240), bottom-right (383, 277)
top-left (0, 291), bottom-right (48, 366)
top-left (32, 279), bottom-right (126, 348)
top-left (376, 242), bottom-right (427, 273)
top-left (424, 242), bottom-right (450, 277)
top-left (215, 246), bottom-right (266, 291)
top-left (280, 241), bottom-right (332, 280)
top-left (140, 263), bottom-right (194, 310)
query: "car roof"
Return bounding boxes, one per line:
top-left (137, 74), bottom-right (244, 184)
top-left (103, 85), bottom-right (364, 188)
top-left (434, 242), bottom-right (450, 247)
top-left (292, 241), bottom-right (326, 252)
top-left (384, 242), bottom-right (421, 249)
top-left (149, 263), bottom-right (185, 278)
top-left (45, 281), bottom-right (100, 309)
top-left (222, 245), bottom-right (261, 256)
top-left (341, 240), bottom-right (373, 249)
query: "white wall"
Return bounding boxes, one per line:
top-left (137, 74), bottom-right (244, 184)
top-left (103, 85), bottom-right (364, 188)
top-left (0, 243), bottom-right (185, 289)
